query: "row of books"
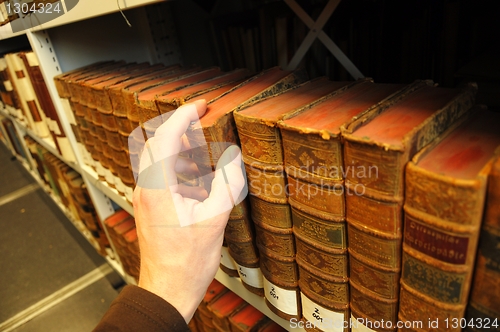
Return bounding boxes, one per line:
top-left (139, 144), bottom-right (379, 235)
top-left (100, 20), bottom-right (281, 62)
top-left (0, 50), bottom-right (75, 162)
top-left (103, 210), bottom-right (140, 281)
top-left (23, 135), bottom-right (109, 256)
top-left (52, 60), bottom-right (499, 331)
top-left (52, 61), bottom-right (255, 203)
top-left (192, 279), bottom-right (286, 332)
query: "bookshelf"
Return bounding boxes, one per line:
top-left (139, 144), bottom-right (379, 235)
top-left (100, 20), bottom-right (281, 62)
top-left (2, 1), bottom-right (496, 331)
top-left (0, 1), bottom-right (310, 330)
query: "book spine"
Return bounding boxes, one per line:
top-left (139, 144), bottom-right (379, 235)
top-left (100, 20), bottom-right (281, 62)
top-left (398, 160), bottom-right (490, 331)
top-left (464, 157), bottom-right (500, 332)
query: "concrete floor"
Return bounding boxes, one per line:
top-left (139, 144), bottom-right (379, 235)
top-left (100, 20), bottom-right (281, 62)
top-left (0, 142), bottom-right (124, 332)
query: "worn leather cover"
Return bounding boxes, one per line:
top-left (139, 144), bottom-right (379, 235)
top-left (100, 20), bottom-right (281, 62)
top-left (398, 108), bottom-right (500, 331)
top-left (341, 80), bottom-right (477, 330)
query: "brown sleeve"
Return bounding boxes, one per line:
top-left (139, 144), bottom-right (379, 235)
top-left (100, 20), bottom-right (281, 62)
top-left (93, 285), bottom-right (191, 332)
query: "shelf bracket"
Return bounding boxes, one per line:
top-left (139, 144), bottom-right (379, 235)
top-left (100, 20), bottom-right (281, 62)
top-left (284, 0), bottom-right (364, 79)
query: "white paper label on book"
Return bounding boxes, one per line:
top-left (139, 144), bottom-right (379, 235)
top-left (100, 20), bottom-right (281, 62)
top-left (301, 293), bottom-right (344, 332)
top-left (263, 277), bottom-right (298, 315)
top-left (350, 314), bottom-right (377, 332)
top-left (236, 264), bottom-right (263, 288)
top-left (220, 246), bottom-right (237, 270)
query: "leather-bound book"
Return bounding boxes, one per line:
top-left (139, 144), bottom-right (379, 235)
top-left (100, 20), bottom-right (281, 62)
top-left (234, 77), bottom-right (352, 320)
top-left (155, 68), bottom-right (252, 115)
top-left (229, 303), bottom-right (268, 332)
top-left (185, 67), bottom-right (307, 297)
top-left (398, 107), bottom-right (500, 331)
top-left (341, 81), bottom-right (477, 331)
top-left (207, 291), bottom-right (246, 332)
top-left (464, 154), bottom-right (500, 332)
top-left (277, 81), bottom-right (406, 330)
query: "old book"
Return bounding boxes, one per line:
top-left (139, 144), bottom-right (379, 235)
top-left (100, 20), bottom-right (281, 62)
top-left (398, 107), bottom-right (500, 331)
top-left (464, 154), bottom-right (500, 332)
top-left (341, 81), bottom-right (477, 331)
top-left (234, 77), bottom-right (352, 320)
top-left (185, 66), bottom-right (307, 296)
top-left (277, 81), bottom-right (406, 330)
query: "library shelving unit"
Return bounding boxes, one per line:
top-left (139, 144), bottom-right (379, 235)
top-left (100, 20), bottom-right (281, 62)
top-left (0, 0), bottom-right (318, 330)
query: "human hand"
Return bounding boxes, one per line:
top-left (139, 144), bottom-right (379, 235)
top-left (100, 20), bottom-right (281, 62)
top-left (132, 99), bottom-right (246, 322)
